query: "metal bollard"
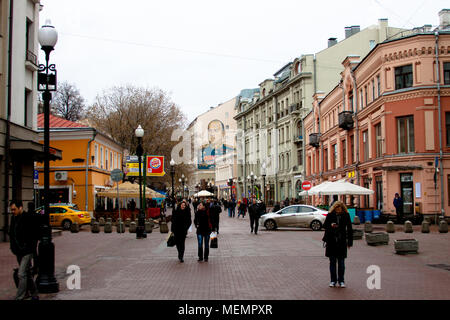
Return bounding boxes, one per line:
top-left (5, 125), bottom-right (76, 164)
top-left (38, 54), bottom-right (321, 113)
top-left (439, 220), bottom-right (448, 233)
top-left (404, 220), bottom-right (413, 233)
top-left (116, 221), bottom-right (125, 233)
top-left (91, 222), bottom-right (100, 233)
top-left (145, 221), bottom-right (153, 234)
top-left (364, 221), bottom-right (373, 233)
top-left (99, 217), bottom-right (106, 226)
top-left (70, 222), bottom-right (79, 233)
top-left (421, 221), bottom-right (430, 233)
top-left (129, 222), bottom-right (137, 233)
top-left (386, 221), bottom-right (395, 233)
top-left (104, 222), bottom-right (112, 233)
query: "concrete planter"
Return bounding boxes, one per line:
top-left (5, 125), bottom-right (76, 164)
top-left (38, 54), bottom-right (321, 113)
top-left (129, 222), bottom-right (137, 233)
top-left (353, 229), bottom-right (363, 240)
top-left (125, 218), bottom-right (131, 227)
top-left (353, 216), bottom-right (360, 225)
top-left (439, 220), bottom-right (448, 233)
top-left (365, 232), bottom-right (389, 246)
top-left (70, 222), bottom-right (79, 233)
top-left (104, 222), bottom-right (112, 233)
top-left (99, 217), bottom-right (106, 226)
top-left (364, 221), bottom-right (373, 233)
top-left (91, 222), bottom-right (100, 233)
top-left (394, 239), bottom-right (419, 254)
top-left (106, 217), bottom-right (112, 224)
top-left (386, 221), bottom-right (395, 233)
top-left (421, 221), bottom-right (430, 233)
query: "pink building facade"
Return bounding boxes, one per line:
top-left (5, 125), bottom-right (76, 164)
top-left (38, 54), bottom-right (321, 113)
top-left (304, 30), bottom-right (450, 219)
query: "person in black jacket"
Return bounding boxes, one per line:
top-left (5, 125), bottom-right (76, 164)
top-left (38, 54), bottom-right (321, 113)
top-left (322, 201), bottom-right (353, 288)
top-left (170, 200), bottom-right (192, 263)
top-left (248, 198), bottom-right (260, 234)
top-left (194, 202), bottom-right (212, 262)
top-left (9, 200), bottom-right (39, 300)
top-left (209, 200), bottom-right (222, 234)
top-left (272, 202), bottom-right (281, 213)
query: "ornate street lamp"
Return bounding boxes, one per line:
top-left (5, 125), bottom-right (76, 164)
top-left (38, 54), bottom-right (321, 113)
top-left (247, 171), bottom-right (256, 199)
top-left (261, 162), bottom-right (267, 203)
top-left (170, 159), bottom-right (175, 207)
top-left (135, 125), bottom-right (146, 239)
top-left (179, 174), bottom-right (187, 199)
top-left (36, 19), bottom-right (59, 293)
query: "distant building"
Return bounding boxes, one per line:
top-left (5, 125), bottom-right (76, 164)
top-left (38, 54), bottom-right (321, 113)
top-left (234, 18), bottom-right (408, 204)
top-left (35, 114), bottom-right (125, 214)
top-left (187, 97), bottom-right (237, 196)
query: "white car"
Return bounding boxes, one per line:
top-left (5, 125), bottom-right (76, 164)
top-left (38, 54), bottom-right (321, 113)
top-left (259, 205), bottom-right (328, 231)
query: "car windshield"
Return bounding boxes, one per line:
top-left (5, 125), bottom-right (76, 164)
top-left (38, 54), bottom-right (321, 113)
top-left (68, 206), bottom-right (81, 211)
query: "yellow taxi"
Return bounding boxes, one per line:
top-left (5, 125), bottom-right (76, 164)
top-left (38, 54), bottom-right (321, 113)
top-left (37, 204), bottom-right (92, 230)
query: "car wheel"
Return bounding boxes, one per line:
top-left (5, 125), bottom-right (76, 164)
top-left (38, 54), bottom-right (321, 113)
top-left (310, 220), bottom-right (322, 231)
top-left (264, 219), bottom-right (277, 230)
top-left (62, 219), bottom-right (72, 230)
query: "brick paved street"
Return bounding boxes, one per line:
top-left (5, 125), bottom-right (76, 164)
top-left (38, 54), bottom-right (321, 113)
top-left (1, 207), bottom-right (449, 300)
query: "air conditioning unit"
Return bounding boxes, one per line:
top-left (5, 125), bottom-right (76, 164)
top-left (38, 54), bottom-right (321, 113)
top-left (55, 171), bottom-right (68, 181)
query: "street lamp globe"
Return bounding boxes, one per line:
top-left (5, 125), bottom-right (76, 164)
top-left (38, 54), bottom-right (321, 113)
top-left (38, 19), bottom-right (58, 49)
top-left (170, 158), bottom-right (175, 166)
top-left (135, 125), bottom-right (144, 138)
top-left (250, 171), bottom-right (254, 177)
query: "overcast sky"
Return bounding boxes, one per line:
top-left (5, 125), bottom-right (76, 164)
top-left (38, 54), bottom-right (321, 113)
top-left (39, 0), bottom-right (448, 123)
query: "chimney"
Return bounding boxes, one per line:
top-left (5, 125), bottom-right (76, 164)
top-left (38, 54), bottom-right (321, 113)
top-left (439, 9), bottom-right (450, 30)
top-left (351, 25), bottom-right (360, 35)
top-left (378, 18), bottom-right (388, 42)
top-left (328, 37), bottom-right (337, 47)
top-left (345, 27), bottom-right (352, 39)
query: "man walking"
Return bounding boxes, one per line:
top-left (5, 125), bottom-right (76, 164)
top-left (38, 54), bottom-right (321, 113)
top-left (210, 200), bottom-right (222, 234)
top-left (393, 193), bottom-right (404, 223)
top-left (9, 200), bottom-right (39, 300)
top-left (248, 198), bottom-right (260, 234)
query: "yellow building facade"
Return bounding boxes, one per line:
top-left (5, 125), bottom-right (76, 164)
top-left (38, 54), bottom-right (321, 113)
top-left (35, 114), bottom-right (125, 214)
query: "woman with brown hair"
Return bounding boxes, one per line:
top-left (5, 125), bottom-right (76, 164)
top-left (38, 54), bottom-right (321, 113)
top-left (170, 200), bottom-right (192, 263)
top-left (322, 201), bottom-right (353, 288)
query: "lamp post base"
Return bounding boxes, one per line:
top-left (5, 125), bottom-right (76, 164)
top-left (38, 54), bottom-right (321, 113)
top-left (36, 238), bottom-right (59, 293)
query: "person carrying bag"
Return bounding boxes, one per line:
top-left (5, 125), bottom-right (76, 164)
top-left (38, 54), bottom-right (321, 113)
top-left (170, 200), bottom-right (192, 263)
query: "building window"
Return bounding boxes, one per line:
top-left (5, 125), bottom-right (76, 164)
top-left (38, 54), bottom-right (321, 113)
top-left (24, 89), bottom-right (32, 128)
top-left (286, 153), bottom-right (290, 170)
top-left (323, 148), bottom-right (328, 172)
top-left (397, 116), bottom-right (415, 153)
top-left (342, 139), bottom-right (347, 166)
top-left (447, 113), bottom-right (450, 146)
top-left (444, 62), bottom-right (450, 85)
top-left (332, 144), bottom-right (337, 170)
top-left (297, 149), bottom-right (303, 166)
top-left (95, 145), bottom-right (98, 166)
top-left (350, 135), bottom-right (354, 164)
top-left (110, 152), bottom-right (113, 171)
top-left (377, 75), bottom-right (381, 97)
top-left (363, 130), bottom-right (369, 161)
top-left (395, 64), bottom-right (413, 90)
top-left (360, 89), bottom-right (363, 110)
top-left (364, 86), bottom-right (368, 107)
top-left (100, 147), bottom-right (103, 168)
top-left (375, 123), bottom-right (382, 157)
top-left (372, 80), bottom-right (375, 101)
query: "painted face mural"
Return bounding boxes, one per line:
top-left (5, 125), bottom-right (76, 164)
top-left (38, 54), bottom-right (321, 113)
top-left (198, 120), bottom-right (234, 170)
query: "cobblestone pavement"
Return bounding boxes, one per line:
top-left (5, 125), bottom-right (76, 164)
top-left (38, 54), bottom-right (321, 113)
top-left (1, 208), bottom-right (449, 300)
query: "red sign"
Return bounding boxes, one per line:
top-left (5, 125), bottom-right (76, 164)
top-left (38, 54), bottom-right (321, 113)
top-left (146, 156), bottom-right (165, 177)
top-left (302, 181), bottom-right (312, 191)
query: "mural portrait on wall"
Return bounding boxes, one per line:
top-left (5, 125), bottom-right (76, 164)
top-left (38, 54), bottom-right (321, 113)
top-left (198, 120), bottom-right (234, 170)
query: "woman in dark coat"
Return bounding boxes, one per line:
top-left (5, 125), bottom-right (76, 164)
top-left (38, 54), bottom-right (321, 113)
top-left (170, 200), bottom-right (192, 263)
top-left (322, 201), bottom-right (353, 288)
top-left (194, 201), bottom-right (212, 262)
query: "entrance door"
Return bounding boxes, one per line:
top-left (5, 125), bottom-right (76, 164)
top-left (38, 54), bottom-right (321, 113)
top-left (375, 176), bottom-right (383, 210)
top-left (400, 173), bottom-right (413, 215)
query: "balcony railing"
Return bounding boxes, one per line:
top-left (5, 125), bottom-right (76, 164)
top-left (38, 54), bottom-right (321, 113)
top-left (338, 111), bottom-right (354, 130)
top-left (309, 133), bottom-right (320, 148)
top-left (294, 135), bottom-right (303, 144)
top-left (290, 102), bottom-right (301, 113)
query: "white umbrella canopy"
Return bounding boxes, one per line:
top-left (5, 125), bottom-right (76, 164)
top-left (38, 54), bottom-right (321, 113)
top-left (194, 190), bottom-right (214, 197)
top-left (317, 180), bottom-right (374, 196)
top-left (96, 181), bottom-right (166, 198)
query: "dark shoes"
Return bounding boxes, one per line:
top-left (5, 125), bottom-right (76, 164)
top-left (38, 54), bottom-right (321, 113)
top-left (204, 258), bottom-right (208, 262)
top-left (198, 258), bottom-right (203, 262)
top-left (179, 258), bottom-right (184, 263)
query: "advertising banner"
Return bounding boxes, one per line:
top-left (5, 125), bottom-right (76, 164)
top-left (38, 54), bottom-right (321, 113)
top-left (146, 156), bottom-right (165, 177)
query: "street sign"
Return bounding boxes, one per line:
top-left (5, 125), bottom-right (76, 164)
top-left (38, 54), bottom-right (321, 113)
top-left (34, 170), bottom-right (39, 184)
top-left (146, 156), bottom-right (165, 177)
top-left (302, 181), bottom-right (312, 191)
top-left (110, 169), bottom-right (124, 182)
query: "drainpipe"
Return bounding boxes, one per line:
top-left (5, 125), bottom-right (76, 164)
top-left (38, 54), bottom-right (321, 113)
top-left (435, 30), bottom-right (444, 219)
top-left (351, 69), bottom-right (361, 211)
top-left (3, 0), bottom-right (13, 242)
top-left (85, 129), bottom-right (97, 212)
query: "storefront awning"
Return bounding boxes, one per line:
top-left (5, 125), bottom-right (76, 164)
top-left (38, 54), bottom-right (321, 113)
top-left (10, 139), bottom-right (62, 161)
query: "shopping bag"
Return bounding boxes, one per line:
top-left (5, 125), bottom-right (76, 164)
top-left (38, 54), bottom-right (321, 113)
top-left (210, 232), bottom-right (218, 249)
top-left (166, 232), bottom-right (176, 247)
top-left (188, 224), bottom-right (193, 233)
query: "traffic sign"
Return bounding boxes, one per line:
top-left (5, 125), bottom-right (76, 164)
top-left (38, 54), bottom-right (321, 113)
top-left (302, 181), bottom-right (312, 191)
top-left (110, 169), bottom-right (124, 182)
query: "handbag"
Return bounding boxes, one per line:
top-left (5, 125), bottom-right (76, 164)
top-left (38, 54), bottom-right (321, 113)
top-left (210, 232), bottom-right (218, 249)
top-left (166, 232), bottom-right (176, 247)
